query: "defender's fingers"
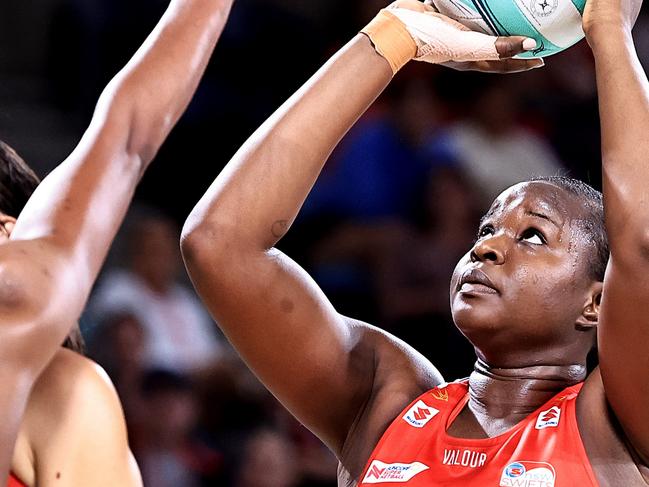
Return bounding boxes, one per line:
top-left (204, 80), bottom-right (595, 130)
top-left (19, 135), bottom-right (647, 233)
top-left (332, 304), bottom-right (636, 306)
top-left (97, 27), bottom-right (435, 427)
top-left (496, 36), bottom-right (538, 59)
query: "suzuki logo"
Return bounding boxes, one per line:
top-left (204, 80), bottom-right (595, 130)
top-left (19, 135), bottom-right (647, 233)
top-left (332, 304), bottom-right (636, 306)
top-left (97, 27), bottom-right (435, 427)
top-left (403, 400), bottom-right (439, 428)
top-left (413, 407), bottom-right (431, 421)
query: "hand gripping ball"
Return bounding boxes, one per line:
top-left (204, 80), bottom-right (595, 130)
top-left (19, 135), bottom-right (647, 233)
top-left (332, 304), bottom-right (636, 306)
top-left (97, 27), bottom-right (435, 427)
top-left (430, 0), bottom-right (586, 57)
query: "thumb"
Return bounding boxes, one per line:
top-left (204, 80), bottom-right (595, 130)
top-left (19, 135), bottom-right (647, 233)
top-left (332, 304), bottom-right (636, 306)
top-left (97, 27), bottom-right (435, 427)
top-left (496, 36), bottom-right (538, 59)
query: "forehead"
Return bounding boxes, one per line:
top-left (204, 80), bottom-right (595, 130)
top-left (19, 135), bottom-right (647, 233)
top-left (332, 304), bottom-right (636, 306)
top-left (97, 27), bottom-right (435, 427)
top-left (484, 181), bottom-right (584, 223)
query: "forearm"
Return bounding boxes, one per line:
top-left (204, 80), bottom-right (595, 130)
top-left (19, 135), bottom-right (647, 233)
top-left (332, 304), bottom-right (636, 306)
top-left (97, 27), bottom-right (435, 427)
top-left (591, 29), bottom-right (649, 249)
top-left (110, 0), bottom-right (234, 162)
top-left (184, 35), bottom-right (392, 250)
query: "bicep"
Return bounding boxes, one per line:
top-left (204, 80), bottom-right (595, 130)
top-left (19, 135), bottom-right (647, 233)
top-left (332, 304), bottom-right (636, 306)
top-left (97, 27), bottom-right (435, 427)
top-left (186, 247), bottom-right (376, 453)
top-left (598, 257), bottom-right (649, 461)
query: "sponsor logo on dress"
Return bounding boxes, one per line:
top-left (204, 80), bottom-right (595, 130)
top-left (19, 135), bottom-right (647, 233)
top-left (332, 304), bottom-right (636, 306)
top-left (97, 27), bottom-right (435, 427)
top-left (362, 460), bottom-right (429, 484)
top-left (431, 388), bottom-right (449, 402)
top-left (535, 406), bottom-right (561, 430)
top-left (500, 461), bottom-right (556, 487)
top-left (402, 400), bottom-right (439, 428)
top-left (442, 448), bottom-right (487, 468)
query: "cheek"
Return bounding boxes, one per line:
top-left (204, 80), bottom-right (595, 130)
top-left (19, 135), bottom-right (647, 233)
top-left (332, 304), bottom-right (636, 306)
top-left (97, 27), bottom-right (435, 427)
top-left (508, 261), bottom-right (583, 316)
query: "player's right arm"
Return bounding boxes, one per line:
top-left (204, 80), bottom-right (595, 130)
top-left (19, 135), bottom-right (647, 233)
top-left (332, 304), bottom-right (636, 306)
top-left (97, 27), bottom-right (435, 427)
top-left (182, 1), bottom-right (538, 455)
top-left (0, 0), bottom-right (234, 478)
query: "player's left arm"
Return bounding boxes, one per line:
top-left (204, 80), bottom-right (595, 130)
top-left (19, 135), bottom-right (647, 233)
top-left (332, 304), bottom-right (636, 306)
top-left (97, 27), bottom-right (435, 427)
top-left (29, 353), bottom-right (142, 487)
top-left (583, 0), bottom-right (649, 463)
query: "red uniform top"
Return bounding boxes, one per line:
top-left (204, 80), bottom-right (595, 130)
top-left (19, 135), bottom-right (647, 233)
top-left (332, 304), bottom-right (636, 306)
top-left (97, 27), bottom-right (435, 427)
top-left (359, 381), bottom-right (598, 486)
top-left (7, 474), bottom-right (25, 487)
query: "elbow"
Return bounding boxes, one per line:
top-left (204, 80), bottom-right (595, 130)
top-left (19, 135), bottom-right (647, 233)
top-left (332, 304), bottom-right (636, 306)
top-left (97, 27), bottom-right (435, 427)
top-left (180, 219), bottom-right (212, 270)
top-left (0, 264), bottom-right (34, 312)
top-left (180, 217), bottom-right (232, 273)
top-left (0, 260), bottom-right (54, 335)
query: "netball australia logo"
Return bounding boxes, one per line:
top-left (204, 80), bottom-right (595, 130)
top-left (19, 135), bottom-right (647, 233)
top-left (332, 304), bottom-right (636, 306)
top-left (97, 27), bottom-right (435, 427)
top-left (531, 0), bottom-right (558, 17)
top-left (361, 461), bottom-right (429, 484)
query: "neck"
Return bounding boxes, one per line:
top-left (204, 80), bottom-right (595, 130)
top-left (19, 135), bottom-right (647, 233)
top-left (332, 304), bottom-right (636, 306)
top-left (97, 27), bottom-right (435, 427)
top-left (467, 358), bottom-right (586, 420)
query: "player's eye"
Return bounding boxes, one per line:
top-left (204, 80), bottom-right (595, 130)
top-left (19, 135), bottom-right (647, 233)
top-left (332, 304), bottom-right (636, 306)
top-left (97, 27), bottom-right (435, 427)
top-left (477, 224), bottom-right (494, 239)
top-left (520, 228), bottom-right (546, 245)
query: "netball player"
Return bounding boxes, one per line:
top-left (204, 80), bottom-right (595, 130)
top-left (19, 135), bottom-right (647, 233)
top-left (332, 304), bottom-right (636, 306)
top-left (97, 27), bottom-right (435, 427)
top-left (182, 0), bottom-right (649, 485)
top-left (0, 0), bottom-right (234, 485)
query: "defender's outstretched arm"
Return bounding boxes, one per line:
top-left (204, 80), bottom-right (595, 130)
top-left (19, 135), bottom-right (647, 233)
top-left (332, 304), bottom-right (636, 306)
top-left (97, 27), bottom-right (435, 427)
top-left (584, 0), bottom-right (649, 465)
top-left (0, 0), bottom-right (233, 479)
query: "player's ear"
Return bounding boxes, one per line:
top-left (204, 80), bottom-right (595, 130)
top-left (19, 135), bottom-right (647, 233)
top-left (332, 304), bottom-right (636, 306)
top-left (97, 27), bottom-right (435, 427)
top-left (576, 281), bottom-right (603, 331)
top-left (0, 213), bottom-right (17, 237)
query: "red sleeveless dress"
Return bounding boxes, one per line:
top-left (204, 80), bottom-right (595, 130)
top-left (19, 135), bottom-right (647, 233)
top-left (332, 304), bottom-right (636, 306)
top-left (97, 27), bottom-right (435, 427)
top-left (7, 473), bottom-right (26, 487)
top-left (359, 381), bottom-right (598, 486)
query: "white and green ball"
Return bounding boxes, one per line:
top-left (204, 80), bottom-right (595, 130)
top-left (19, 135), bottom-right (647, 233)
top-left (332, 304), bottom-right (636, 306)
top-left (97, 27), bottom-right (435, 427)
top-left (430, 0), bottom-right (587, 57)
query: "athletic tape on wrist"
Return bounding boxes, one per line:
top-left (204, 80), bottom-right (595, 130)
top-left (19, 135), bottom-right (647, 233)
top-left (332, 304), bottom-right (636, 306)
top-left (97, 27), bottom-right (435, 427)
top-left (361, 10), bottom-right (418, 75)
top-left (388, 8), bottom-right (500, 63)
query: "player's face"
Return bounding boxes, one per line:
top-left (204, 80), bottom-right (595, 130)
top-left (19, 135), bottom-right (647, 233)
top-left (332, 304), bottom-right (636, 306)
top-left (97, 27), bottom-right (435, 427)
top-left (450, 182), bottom-right (597, 363)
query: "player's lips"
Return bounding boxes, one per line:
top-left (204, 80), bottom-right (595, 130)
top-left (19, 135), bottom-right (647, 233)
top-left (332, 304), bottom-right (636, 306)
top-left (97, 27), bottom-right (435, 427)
top-left (457, 268), bottom-right (499, 295)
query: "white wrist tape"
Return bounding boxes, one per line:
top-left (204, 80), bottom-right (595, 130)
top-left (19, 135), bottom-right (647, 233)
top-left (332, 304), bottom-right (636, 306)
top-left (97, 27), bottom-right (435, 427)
top-left (386, 7), bottom-right (501, 64)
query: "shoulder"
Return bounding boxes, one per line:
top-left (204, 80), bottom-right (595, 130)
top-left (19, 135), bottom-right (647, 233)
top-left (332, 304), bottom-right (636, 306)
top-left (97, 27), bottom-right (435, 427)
top-left (21, 349), bottom-right (142, 486)
top-left (339, 319), bottom-right (444, 477)
top-left (32, 348), bottom-right (116, 400)
top-left (24, 348), bottom-right (129, 451)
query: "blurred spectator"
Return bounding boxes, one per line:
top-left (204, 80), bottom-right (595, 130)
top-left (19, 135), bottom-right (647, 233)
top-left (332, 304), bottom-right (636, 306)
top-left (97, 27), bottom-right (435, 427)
top-left (432, 75), bottom-right (563, 205)
top-left (300, 74), bottom-right (457, 320)
top-left (135, 370), bottom-right (222, 487)
top-left (375, 166), bottom-right (481, 378)
top-left (88, 311), bottom-right (148, 426)
top-left (90, 210), bottom-right (223, 373)
top-left (234, 428), bottom-right (299, 487)
top-left (304, 74), bottom-right (453, 222)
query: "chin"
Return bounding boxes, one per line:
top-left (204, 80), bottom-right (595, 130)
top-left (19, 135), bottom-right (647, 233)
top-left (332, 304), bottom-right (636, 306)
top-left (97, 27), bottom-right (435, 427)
top-left (451, 297), bottom-right (505, 345)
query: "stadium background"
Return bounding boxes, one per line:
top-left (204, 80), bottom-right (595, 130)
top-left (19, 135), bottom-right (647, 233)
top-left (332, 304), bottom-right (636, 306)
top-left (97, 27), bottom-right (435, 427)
top-left (1, 0), bottom-right (648, 485)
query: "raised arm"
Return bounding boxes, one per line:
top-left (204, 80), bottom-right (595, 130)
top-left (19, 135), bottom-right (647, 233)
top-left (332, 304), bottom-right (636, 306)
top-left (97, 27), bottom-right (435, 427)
top-left (0, 0), bottom-right (233, 477)
top-left (181, 0), bottom-right (538, 454)
top-left (583, 0), bottom-right (649, 463)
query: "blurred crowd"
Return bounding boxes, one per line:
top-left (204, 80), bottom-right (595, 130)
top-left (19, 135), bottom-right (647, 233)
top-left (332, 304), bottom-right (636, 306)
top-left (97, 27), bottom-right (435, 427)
top-left (2, 0), bottom-right (649, 485)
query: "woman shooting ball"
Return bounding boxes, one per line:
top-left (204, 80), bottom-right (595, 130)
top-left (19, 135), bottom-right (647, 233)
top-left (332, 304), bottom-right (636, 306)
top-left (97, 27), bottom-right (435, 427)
top-left (182, 0), bottom-right (647, 484)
